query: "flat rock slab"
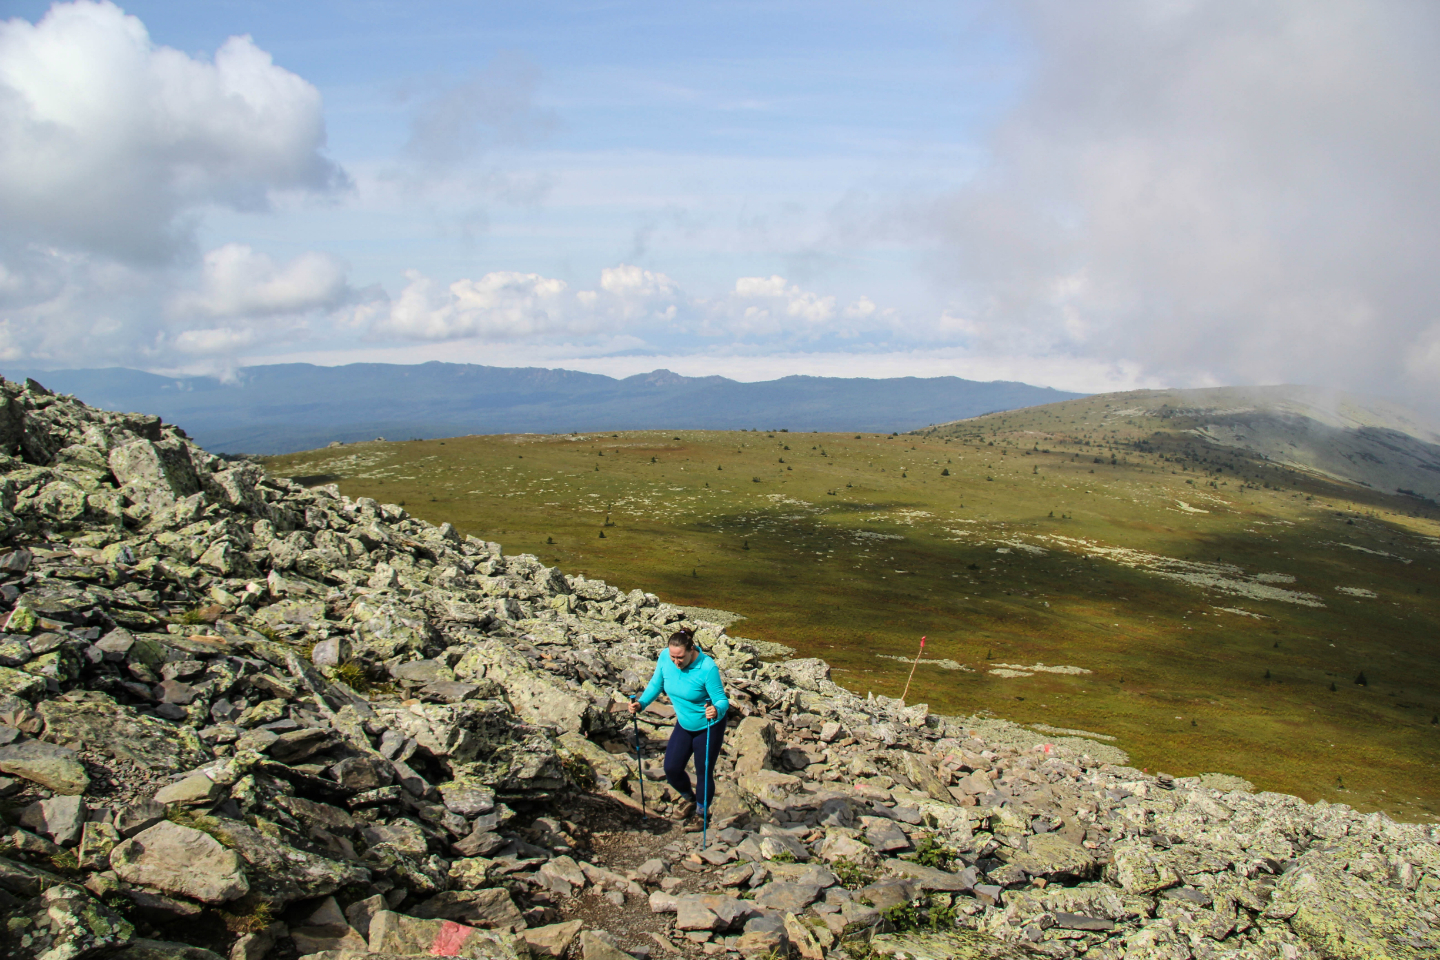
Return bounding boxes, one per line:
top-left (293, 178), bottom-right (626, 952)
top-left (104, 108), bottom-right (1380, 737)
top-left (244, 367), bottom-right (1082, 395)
top-left (753, 881), bottom-right (822, 913)
top-left (522, 920), bottom-right (583, 959)
top-left (414, 889), bottom-right (525, 931)
top-left (870, 931), bottom-right (1031, 960)
top-left (580, 931), bottom-right (636, 960)
top-left (1004, 833), bottom-right (1097, 883)
top-left (110, 821), bottom-right (249, 904)
top-left (202, 817), bottom-right (368, 905)
top-left (367, 910), bottom-right (526, 959)
top-left (884, 859), bottom-right (976, 892)
top-left (0, 738), bottom-right (90, 795)
top-left (865, 820), bottom-right (911, 853)
top-left (38, 697), bottom-right (207, 773)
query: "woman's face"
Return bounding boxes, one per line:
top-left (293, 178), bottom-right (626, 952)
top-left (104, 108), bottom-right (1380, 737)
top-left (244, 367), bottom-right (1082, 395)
top-left (668, 642), bottom-right (694, 667)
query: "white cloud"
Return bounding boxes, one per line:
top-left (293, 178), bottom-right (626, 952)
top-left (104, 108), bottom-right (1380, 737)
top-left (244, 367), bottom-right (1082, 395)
top-left (887, 0), bottom-right (1440, 410)
top-left (169, 244), bottom-right (348, 320)
top-left (600, 264), bottom-right (676, 299)
top-left (0, 0), bottom-right (344, 264)
top-left (370, 269), bottom-right (586, 341)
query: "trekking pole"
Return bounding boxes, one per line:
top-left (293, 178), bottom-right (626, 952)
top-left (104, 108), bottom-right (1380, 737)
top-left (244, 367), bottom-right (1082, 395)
top-left (630, 697), bottom-right (646, 819)
top-left (701, 700), bottom-right (713, 850)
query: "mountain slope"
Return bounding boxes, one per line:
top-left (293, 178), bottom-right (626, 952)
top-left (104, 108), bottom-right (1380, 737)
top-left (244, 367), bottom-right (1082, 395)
top-left (4, 362), bottom-right (1082, 454)
top-left (922, 384), bottom-right (1440, 505)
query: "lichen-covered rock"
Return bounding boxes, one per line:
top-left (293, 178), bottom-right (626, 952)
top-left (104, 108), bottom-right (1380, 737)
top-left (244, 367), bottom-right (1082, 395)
top-left (37, 695), bottom-right (208, 772)
top-left (0, 738), bottom-right (90, 795)
top-left (1272, 839), bottom-right (1436, 960)
top-left (0, 883), bottom-right (135, 960)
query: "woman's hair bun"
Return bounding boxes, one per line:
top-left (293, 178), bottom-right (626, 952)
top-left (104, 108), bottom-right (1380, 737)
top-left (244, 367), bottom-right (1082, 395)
top-left (668, 626), bottom-right (696, 650)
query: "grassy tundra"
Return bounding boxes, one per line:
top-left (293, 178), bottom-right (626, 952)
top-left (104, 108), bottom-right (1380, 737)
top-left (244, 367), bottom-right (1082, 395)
top-left (266, 393), bottom-right (1440, 821)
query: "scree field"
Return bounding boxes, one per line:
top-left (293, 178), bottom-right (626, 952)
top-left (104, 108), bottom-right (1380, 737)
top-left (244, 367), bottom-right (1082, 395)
top-left (265, 397), bottom-right (1440, 821)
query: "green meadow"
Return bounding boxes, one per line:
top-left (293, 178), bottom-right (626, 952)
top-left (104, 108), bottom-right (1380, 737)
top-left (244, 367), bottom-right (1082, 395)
top-left (266, 394), bottom-right (1440, 821)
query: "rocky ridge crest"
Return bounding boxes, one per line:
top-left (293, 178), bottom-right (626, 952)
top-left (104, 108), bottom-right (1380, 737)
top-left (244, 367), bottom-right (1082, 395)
top-left (0, 375), bottom-right (1434, 960)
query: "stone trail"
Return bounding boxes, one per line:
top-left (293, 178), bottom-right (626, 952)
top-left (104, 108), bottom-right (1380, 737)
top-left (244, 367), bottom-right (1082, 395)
top-left (0, 374), bottom-right (1433, 960)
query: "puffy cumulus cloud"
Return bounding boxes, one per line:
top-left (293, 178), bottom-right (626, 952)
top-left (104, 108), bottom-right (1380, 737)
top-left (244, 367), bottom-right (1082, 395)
top-left (368, 270), bottom-right (590, 341)
top-left (168, 244), bottom-right (349, 320)
top-left (357, 264), bottom-right (903, 347)
top-left (717, 274), bottom-right (895, 338)
top-left (0, 241), bottom-right (351, 370)
top-left (0, 1), bottom-right (345, 264)
top-left (894, 1), bottom-right (1440, 409)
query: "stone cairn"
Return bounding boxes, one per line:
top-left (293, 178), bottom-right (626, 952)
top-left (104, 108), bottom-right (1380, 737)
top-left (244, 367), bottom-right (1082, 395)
top-left (0, 374), bottom-right (1434, 960)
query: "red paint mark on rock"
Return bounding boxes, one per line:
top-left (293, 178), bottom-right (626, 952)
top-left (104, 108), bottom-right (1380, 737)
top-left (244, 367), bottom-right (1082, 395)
top-left (431, 921), bottom-right (474, 956)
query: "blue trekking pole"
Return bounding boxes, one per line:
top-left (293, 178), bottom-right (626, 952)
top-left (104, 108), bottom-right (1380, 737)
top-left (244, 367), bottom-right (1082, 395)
top-left (700, 700), bottom-right (713, 850)
top-left (630, 697), bottom-right (646, 819)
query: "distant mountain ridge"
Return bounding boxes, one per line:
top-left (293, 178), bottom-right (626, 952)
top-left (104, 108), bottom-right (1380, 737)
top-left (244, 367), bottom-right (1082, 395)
top-left (4, 361), bottom-right (1083, 454)
top-left (928, 384), bottom-right (1440, 503)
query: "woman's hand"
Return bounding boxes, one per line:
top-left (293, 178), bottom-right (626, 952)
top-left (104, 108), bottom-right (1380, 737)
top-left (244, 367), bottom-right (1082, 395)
top-left (628, 700), bottom-right (641, 714)
top-left (705, 703), bottom-right (717, 721)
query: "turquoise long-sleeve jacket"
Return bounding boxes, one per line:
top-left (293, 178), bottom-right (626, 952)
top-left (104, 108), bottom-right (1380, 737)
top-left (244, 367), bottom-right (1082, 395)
top-left (637, 649), bottom-right (729, 732)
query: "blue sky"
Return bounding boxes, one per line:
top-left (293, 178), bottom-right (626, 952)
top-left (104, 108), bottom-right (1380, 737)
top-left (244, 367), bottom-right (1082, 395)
top-left (2, 1), bottom-right (1439, 407)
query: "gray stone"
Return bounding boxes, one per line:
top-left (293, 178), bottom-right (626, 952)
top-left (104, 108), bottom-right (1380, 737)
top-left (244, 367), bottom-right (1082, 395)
top-left (1004, 832), bottom-right (1097, 883)
top-left (858, 878), bottom-right (918, 912)
top-left (439, 780), bottom-right (496, 817)
top-left (116, 800), bottom-right (167, 838)
top-left (865, 819), bottom-right (911, 853)
top-left (366, 910), bottom-right (524, 959)
top-left (732, 716), bottom-right (777, 776)
top-left (523, 920), bottom-right (583, 959)
top-left (414, 888), bottom-right (525, 931)
top-left (580, 931), bottom-right (635, 960)
top-left (117, 939), bottom-right (228, 960)
top-left (20, 794), bottom-right (87, 846)
top-left (109, 821), bottom-right (249, 904)
top-left (1108, 840), bottom-right (1180, 895)
top-left (2, 883), bottom-right (135, 960)
top-left (753, 880), bottom-right (822, 912)
top-left (0, 738), bottom-right (90, 794)
top-left (153, 772), bottom-right (224, 807)
top-left (37, 696), bottom-right (206, 773)
top-left (884, 858), bottom-right (975, 892)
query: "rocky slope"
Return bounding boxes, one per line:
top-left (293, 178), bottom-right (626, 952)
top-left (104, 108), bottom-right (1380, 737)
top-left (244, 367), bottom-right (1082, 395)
top-left (0, 375), bottom-right (1434, 960)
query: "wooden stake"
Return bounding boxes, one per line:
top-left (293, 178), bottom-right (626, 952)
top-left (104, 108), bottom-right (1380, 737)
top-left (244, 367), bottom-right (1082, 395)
top-left (900, 635), bottom-right (926, 703)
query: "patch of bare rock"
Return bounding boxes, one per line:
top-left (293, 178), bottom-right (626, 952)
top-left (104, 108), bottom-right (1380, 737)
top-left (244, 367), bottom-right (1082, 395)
top-left (0, 374), bottom-right (1433, 960)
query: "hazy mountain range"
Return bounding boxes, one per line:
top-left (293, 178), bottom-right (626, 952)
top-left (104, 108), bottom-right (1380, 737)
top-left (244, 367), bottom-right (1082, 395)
top-left (4, 362), bottom-right (1083, 454)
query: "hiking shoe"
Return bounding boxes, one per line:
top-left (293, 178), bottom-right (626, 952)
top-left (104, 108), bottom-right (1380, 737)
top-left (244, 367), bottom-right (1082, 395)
top-left (676, 798), bottom-right (697, 820)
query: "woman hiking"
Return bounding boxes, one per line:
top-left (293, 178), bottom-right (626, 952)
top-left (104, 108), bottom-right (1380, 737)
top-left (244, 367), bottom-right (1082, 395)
top-left (629, 627), bottom-right (729, 823)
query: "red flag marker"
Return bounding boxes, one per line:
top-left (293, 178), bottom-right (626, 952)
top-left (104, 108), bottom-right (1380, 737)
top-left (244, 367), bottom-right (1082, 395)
top-left (901, 635), bottom-right (926, 703)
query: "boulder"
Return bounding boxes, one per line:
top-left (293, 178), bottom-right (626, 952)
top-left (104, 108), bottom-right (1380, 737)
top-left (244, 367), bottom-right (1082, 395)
top-left (19, 794), bottom-right (87, 846)
top-left (522, 920), bottom-right (582, 959)
top-left (109, 821), bottom-right (249, 904)
top-left (0, 738), bottom-right (90, 795)
top-left (884, 859), bottom-right (975, 892)
top-left (1108, 840), bottom-right (1181, 895)
top-left (37, 696), bottom-right (207, 773)
top-left (753, 881), bottom-right (821, 912)
top-left (366, 910), bottom-right (525, 960)
top-left (0, 883), bottom-right (135, 960)
top-left (199, 818), bottom-right (368, 905)
top-left (1002, 833), bottom-right (1097, 883)
top-left (414, 889), bottom-right (525, 932)
top-left (579, 931), bottom-right (635, 960)
top-left (731, 716), bottom-right (777, 776)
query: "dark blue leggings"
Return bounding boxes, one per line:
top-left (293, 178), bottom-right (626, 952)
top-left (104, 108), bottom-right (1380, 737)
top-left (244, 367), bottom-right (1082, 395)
top-left (664, 717), bottom-right (726, 809)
